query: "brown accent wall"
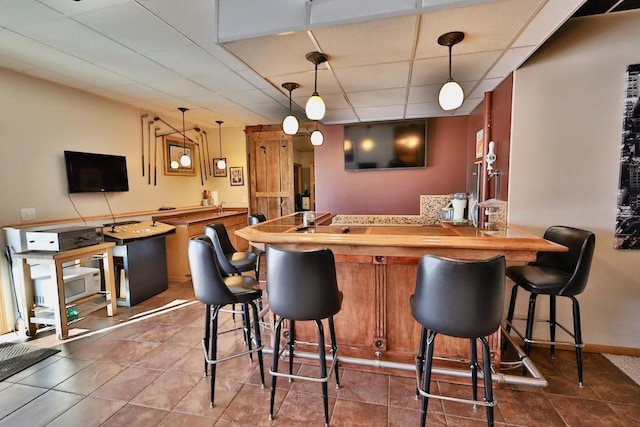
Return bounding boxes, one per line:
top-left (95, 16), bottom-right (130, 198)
top-left (315, 116), bottom-right (469, 215)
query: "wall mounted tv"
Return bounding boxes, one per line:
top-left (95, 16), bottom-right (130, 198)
top-left (64, 150), bottom-right (129, 193)
top-left (344, 120), bottom-right (426, 171)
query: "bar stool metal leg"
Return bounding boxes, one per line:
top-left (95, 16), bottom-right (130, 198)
top-left (549, 295), bottom-right (556, 358)
top-left (328, 316), bottom-right (340, 387)
top-left (470, 338), bottom-right (478, 403)
top-left (480, 336), bottom-right (495, 426)
top-left (572, 296), bottom-right (584, 386)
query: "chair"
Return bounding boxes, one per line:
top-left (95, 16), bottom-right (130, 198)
top-left (187, 236), bottom-right (265, 407)
top-left (247, 213), bottom-right (267, 281)
top-left (505, 226), bottom-right (595, 386)
top-left (266, 246), bottom-right (342, 426)
top-left (204, 222), bottom-right (257, 277)
top-left (411, 255), bottom-right (506, 427)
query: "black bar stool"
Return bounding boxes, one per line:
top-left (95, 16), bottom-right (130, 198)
top-left (247, 213), bottom-right (267, 281)
top-left (505, 225), bottom-right (595, 386)
top-left (204, 222), bottom-right (257, 277)
top-left (411, 254), bottom-right (506, 427)
top-left (266, 246), bottom-right (342, 427)
top-left (187, 236), bottom-right (265, 407)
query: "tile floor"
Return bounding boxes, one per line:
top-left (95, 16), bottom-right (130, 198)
top-left (1, 279), bottom-right (639, 426)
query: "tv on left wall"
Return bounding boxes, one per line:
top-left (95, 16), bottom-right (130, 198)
top-left (64, 150), bottom-right (129, 193)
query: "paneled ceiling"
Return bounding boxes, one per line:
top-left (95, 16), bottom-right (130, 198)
top-left (1, 0), bottom-right (631, 129)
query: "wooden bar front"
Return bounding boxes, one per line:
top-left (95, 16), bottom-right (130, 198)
top-left (236, 213), bottom-right (566, 373)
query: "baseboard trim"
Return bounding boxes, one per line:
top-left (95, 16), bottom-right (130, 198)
top-left (507, 337), bottom-right (640, 357)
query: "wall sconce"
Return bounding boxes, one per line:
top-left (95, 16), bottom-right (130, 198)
top-left (437, 31), bottom-right (465, 111)
top-left (282, 82), bottom-right (300, 135)
top-left (178, 107), bottom-right (191, 167)
top-left (310, 122), bottom-right (324, 146)
top-left (216, 120), bottom-right (226, 170)
top-left (305, 51), bottom-right (328, 121)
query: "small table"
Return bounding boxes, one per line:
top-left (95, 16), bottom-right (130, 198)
top-left (14, 242), bottom-right (118, 340)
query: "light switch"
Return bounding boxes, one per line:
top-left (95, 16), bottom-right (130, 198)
top-left (20, 208), bottom-right (36, 221)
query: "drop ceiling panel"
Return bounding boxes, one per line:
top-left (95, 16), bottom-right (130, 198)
top-left (137, 0), bottom-right (217, 44)
top-left (143, 44), bottom-right (229, 77)
top-left (0, 28), bottom-right (84, 69)
top-left (354, 104), bottom-right (406, 122)
top-left (16, 17), bottom-right (135, 61)
top-left (190, 72), bottom-right (257, 94)
top-left (0, 0), bottom-right (63, 28)
top-left (145, 78), bottom-right (213, 97)
top-left (224, 32), bottom-right (318, 78)
top-left (334, 62), bottom-right (411, 93)
top-left (311, 15), bottom-right (418, 68)
top-left (415, 0), bottom-right (544, 58)
top-left (49, 62), bottom-right (135, 87)
top-left (347, 88), bottom-right (408, 108)
top-left (93, 54), bottom-right (180, 83)
top-left (37, 0), bottom-right (132, 15)
top-left (72, 3), bottom-right (191, 53)
top-left (98, 83), bottom-right (174, 100)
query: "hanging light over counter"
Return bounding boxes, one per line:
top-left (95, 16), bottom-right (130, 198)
top-left (282, 82), bottom-right (300, 135)
top-left (305, 51), bottom-right (328, 121)
top-left (216, 120), bottom-right (226, 170)
top-left (437, 31), bottom-right (465, 111)
top-left (178, 107), bottom-right (191, 167)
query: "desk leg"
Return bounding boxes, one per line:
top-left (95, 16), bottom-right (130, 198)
top-left (17, 259), bottom-right (37, 336)
top-left (52, 260), bottom-right (69, 340)
top-left (102, 248), bottom-right (118, 317)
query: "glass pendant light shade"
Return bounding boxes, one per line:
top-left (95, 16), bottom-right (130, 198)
top-left (310, 129), bottom-right (324, 146)
top-left (305, 52), bottom-right (328, 121)
top-left (439, 80), bottom-right (464, 111)
top-left (180, 154), bottom-right (191, 167)
top-left (217, 158), bottom-right (226, 169)
top-left (170, 160), bottom-right (180, 169)
top-left (305, 94), bottom-right (326, 121)
top-left (281, 82), bottom-right (300, 135)
top-left (283, 114), bottom-right (299, 135)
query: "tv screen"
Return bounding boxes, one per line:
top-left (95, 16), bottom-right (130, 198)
top-left (344, 120), bottom-right (426, 170)
top-left (64, 150), bottom-right (129, 193)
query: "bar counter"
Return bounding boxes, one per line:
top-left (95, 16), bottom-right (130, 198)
top-left (235, 212), bottom-right (566, 378)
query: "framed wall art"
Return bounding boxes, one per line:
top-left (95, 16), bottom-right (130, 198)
top-left (163, 136), bottom-right (196, 176)
top-left (615, 63), bottom-right (640, 249)
top-left (213, 158), bottom-right (227, 177)
top-left (230, 166), bottom-right (244, 186)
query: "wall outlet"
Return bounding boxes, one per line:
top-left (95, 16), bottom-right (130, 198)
top-left (21, 207), bottom-right (37, 221)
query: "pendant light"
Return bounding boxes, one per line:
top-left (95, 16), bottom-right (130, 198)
top-left (310, 122), bottom-right (324, 146)
top-left (178, 107), bottom-right (191, 167)
top-left (305, 51), bottom-right (328, 121)
top-left (216, 120), bottom-right (226, 170)
top-left (282, 82), bottom-right (300, 135)
top-left (437, 31), bottom-right (465, 111)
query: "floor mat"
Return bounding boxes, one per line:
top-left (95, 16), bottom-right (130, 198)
top-left (0, 342), bottom-right (60, 382)
top-left (604, 354), bottom-right (640, 386)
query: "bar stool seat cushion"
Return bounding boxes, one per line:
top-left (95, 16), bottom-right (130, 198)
top-left (506, 265), bottom-right (571, 295)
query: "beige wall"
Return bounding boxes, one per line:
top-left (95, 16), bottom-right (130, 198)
top-left (0, 67), bottom-right (249, 226)
top-left (0, 67), bottom-right (248, 331)
top-left (509, 11), bottom-right (640, 349)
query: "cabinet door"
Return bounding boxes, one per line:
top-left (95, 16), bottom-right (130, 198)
top-left (246, 126), bottom-right (294, 219)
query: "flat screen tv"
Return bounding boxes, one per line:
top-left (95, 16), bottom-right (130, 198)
top-left (344, 120), bottom-right (426, 171)
top-left (64, 150), bottom-right (129, 193)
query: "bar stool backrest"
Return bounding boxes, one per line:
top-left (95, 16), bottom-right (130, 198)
top-left (411, 255), bottom-right (506, 338)
top-left (188, 236), bottom-right (238, 306)
top-left (248, 213), bottom-right (266, 225)
top-left (266, 246), bottom-right (341, 320)
top-left (534, 226), bottom-right (595, 297)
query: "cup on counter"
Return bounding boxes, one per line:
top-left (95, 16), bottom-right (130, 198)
top-left (303, 211), bottom-right (316, 227)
